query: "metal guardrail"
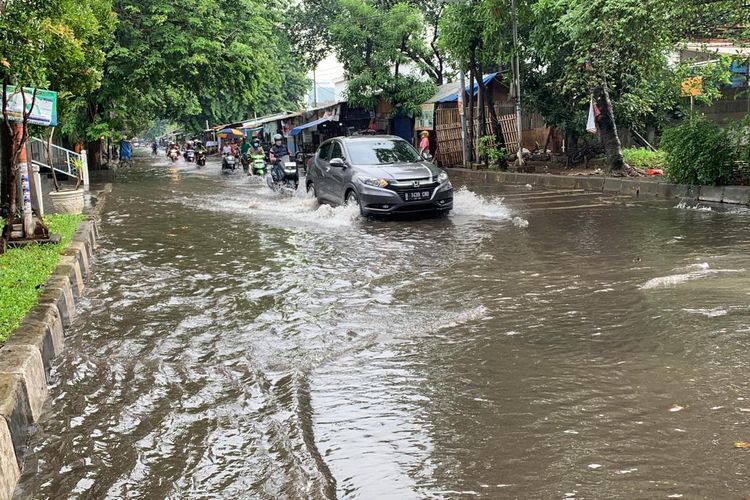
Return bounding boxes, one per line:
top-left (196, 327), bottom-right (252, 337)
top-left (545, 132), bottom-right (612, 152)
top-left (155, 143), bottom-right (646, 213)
top-left (28, 136), bottom-right (82, 180)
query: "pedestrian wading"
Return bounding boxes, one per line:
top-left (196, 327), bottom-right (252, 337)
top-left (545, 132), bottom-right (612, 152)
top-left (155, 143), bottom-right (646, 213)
top-left (0, 190), bottom-right (106, 500)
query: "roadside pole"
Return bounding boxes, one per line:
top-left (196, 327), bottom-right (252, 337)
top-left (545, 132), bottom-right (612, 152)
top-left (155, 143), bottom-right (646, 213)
top-left (16, 124), bottom-right (34, 237)
top-left (511, 0), bottom-right (524, 167)
top-left (81, 149), bottom-right (90, 188)
top-left (458, 70), bottom-right (469, 168)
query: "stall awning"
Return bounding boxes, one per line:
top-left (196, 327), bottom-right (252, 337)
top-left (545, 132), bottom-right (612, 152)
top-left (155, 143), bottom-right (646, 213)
top-left (435, 73), bottom-right (499, 103)
top-left (290, 116), bottom-right (332, 137)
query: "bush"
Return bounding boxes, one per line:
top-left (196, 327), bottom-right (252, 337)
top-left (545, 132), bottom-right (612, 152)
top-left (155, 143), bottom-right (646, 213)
top-left (660, 118), bottom-right (735, 186)
top-left (477, 136), bottom-right (507, 171)
top-left (622, 148), bottom-right (667, 170)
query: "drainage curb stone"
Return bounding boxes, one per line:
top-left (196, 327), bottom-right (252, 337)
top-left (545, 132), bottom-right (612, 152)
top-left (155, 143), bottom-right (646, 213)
top-left (0, 418), bottom-right (19, 500)
top-left (0, 345), bottom-right (47, 436)
top-left (0, 188), bottom-right (104, 500)
top-left (698, 186), bottom-right (724, 203)
top-left (37, 276), bottom-right (75, 329)
top-left (721, 186), bottom-right (750, 205)
top-left (448, 169), bottom-right (750, 207)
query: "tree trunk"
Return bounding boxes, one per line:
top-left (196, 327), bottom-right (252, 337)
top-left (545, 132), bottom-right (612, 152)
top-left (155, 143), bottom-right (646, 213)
top-left (0, 120), bottom-right (11, 217)
top-left (467, 70), bottom-right (475, 164)
top-left (477, 69), bottom-right (486, 164)
top-left (87, 139), bottom-right (103, 169)
top-left (594, 84), bottom-right (627, 172)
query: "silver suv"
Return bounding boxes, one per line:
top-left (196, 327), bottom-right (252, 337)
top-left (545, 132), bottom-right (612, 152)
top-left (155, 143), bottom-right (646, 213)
top-left (306, 135), bottom-right (453, 216)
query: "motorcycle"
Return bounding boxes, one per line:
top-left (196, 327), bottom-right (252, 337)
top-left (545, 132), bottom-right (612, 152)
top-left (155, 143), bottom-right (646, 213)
top-left (185, 149), bottom-right (195, 163)
top-left (168, 148), bottom-right (179, 162)
top-left (196, 150), bottom-right (207, 167)
top-left (251, 154), bottom-right (267, 176)
top-left (151, 145), bottom-right (158, 156)
top-left (240, 153), bottom-right (250, 174)
top-left (222, 153), bottom-right (237, 173)
top-left (267, 155), bottom-right (299, 191)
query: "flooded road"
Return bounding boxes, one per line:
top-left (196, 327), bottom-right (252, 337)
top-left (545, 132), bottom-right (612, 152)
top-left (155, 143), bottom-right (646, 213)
top-left (16, 154), bottom-right (750, 499)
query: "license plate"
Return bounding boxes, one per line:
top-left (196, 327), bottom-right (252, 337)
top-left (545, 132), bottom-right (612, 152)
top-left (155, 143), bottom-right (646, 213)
top-left (404, 190), bottom-right (431, 201)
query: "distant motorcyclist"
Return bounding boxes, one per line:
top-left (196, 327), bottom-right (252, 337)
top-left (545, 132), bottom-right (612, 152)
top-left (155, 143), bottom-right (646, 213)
top-left (194, 140), bottom-right (207, 166)
top-left (249, 138), bottom-right (264, 156)
top-left (269, 134), bottom-right (290, 182)
top-left (239, 138), bottom-right (252, 173)
top-left (151, 141), bottom-right (158, 155)
top-left (248, 138), bottom-right (266, 176)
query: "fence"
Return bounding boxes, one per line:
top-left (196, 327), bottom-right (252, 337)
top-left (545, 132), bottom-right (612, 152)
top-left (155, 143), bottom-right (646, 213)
top-left (434, 104), bottom-right (547, 167)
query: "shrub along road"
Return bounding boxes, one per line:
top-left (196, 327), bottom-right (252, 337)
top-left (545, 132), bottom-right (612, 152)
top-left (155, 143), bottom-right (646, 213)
top-left (0, 214), bottom-right (83, 343)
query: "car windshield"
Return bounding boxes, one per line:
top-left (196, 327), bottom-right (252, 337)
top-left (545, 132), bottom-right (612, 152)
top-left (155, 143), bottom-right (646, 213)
top-left (346, 139), bottom-right (421, 165)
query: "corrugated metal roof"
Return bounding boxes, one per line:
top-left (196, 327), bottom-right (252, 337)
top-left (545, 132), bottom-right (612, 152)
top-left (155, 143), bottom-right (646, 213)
top-left (433, 73), bottom-right (500, 103)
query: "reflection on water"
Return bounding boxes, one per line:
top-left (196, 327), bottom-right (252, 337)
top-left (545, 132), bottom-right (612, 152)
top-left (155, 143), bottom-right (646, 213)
top-left (15, 156), bottom-right (750, 499)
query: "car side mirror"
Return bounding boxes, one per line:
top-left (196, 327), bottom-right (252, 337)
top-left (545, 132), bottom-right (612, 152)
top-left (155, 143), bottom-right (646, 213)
top-left (329, 157), bottom-right (346, 168)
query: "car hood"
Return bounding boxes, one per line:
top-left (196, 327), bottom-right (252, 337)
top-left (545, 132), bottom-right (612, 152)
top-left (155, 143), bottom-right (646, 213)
top-left (354, 162), bottom-right (441, 180)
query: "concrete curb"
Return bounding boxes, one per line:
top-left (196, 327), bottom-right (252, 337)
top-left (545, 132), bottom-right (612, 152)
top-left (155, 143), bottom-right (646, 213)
top-left (448, 169), bottom-right (750, 206)
top-left (0, 185), bottom-right (108, 500)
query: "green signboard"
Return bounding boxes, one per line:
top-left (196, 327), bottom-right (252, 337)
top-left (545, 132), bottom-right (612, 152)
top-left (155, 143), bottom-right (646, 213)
top-left (3, 85), bottom-right (58, 127)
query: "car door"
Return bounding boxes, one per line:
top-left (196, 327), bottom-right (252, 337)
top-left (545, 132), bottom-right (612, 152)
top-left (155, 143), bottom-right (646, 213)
top-left (326, 141), bottom-right (348, 203)
top-left (313, 141), bottom-right (333, 201)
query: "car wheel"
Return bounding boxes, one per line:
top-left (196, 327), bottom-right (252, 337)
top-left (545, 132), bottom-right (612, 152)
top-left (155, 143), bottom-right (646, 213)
top-left (346, 190), bottom-right (365, 216)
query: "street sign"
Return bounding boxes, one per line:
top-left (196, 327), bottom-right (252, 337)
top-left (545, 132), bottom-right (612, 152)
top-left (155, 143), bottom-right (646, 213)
top-left (2, 85), bottom-right (58, 126)
top-left (680, 76), bottom-right (703, 97)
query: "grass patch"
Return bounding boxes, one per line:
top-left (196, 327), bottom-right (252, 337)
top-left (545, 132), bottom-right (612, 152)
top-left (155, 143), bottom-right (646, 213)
top-left (623, 147), bottom-right (667, 170)
top-left (0, 214), bottom-right (84, 342)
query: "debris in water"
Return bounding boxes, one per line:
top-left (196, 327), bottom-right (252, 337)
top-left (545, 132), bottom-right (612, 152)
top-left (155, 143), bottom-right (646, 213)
top-left (512, 217), bottom-right (529, 228)
top-left (733, 441), bottom-right (750, 449)
top-left (670, 405), bottom-right (684, 412)
top-left (587, 464), bottom-right (603, 470)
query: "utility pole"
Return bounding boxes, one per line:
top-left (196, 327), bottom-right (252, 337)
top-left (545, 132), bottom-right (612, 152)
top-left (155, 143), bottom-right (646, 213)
top-left (313, 69), bottom-right (318, 107)
top-left (511, 0), bottom-right (524, 167)
top-left (458, 69), bottom-right (469, 168)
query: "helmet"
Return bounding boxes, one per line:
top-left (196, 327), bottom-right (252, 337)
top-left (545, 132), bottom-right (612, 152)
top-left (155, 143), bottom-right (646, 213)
top-left (252, 138), bottom-right (260, 147)
top-left (273, 134), bottom-right (282, 142)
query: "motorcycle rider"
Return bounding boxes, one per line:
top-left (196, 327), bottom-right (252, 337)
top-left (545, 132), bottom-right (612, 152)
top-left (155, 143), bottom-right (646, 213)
top-left (184, 140), bottom-right (195, 161)
top-left (269, 134), bottom-right (290, 182)
top-left (247, 138), bottom-right (265, 176)
top-left (194, 140), bottom-right (207, 165)
top-left (167, 142), bottom-right (180, 161)
top-left (239, 138), bottom-right (252, 173)
top-left (151, 141), bottom-right (158, 155)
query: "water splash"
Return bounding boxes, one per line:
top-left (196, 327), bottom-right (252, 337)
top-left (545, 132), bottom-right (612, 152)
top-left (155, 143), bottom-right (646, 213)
top-left (451, 187), bottom-right (515, 220)
top-left (675, 200), bottom-right (713, 212)
top-left (640, 263), bottom-right (742, 289)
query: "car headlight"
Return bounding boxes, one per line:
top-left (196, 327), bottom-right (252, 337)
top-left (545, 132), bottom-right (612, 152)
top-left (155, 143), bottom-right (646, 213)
top-left (358, 177), bottom-right (389, 188)
top-left (438, 171), bottom-right (449, 183)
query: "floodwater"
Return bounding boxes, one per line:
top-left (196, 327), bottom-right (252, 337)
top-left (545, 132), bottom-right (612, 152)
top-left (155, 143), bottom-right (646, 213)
top-left (15, 153), bottom-right (750, 499)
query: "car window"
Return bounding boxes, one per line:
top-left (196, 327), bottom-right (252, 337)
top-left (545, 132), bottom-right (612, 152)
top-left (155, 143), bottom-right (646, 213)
top-left (345, 139), bottom-right (421, 165)
top-left (330, 141), bottom-right (344, 160)
top-left (318, 142), bottom-right (332, 161)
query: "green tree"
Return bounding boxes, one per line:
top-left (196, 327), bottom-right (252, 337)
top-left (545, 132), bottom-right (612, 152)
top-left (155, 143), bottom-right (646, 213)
top-left (0, 0), bottom-right (113, 234)
top-left (528, 0), bottom-right (679, 173)
top-left (71, 0), bottom-right (307, 166)
top-left (328, 0), bottom-right (436, 115)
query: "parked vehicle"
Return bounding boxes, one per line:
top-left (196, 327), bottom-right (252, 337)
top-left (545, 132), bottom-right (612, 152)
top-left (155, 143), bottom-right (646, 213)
top-left (222, 153), bottom-right (237, 173)
top-left (306, 135), bottom-right (453, 216)
top-left (251, 154), bottom-right (267, 176)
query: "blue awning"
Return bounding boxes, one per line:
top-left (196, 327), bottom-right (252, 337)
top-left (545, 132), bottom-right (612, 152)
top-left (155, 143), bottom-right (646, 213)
top-left (436, 72), bottom-right (499, 103)
top-left (290, 116), bottom-right (333, 136)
